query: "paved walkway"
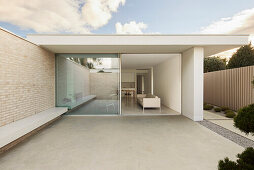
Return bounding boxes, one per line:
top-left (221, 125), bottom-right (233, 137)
top-left (204, 110), bottom-right (254, 142)
top-left (203, 110), bottom-right (230, 120)
top-left (0, 116), bottom-right (243, 170)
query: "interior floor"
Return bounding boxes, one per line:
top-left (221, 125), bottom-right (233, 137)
top-left (65, 97), bottom-right (180, 116)
top-left (121, 96), bottom-right (180, 115)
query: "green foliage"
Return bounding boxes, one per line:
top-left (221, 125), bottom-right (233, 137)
top-left (214, 107), bottom-right (221, 112)
top-left (234, 104), bottom-right (254, 135)
top-left (227, 44), bottom-right (254, 69)
top-left (218, 157), bottom-right (237, 170)
top-left (221, 106), bottom-right (230, 111)
top-left (204, 56), bottom-right (226, 73)
top-left (218, 147), bottom-right (254, 170)
top-left (85, 62), bottom-right (94, 69)
top-left (226, 111), bottom-right (236, 118)
top-left (204, 104), bottom-right (214, 110)
top-left (224, 109), bottom-right (233, 114)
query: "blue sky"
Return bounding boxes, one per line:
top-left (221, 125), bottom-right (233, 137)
top-left (95, 0), bottom-right (254, 34)
top-left (0, 0), bottom-right (254, 38)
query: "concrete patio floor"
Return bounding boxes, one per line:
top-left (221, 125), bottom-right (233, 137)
top-left (0, 116), bottom-right (244, 170)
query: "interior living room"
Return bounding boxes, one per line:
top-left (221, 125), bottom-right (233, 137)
top-left (121, 54), bottom-right (181, 115)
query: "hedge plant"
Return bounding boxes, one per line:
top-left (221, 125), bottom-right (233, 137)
top-left (221, 106), bottom-right (230, 112)
top-left (214, 107), bottom-right (221, 112)
top-left (224, 109), bottom-right (232, 113)
top-left (204, 104), bottom-right (214, 110)
top-left (234, 104), bottom-right (254, 135)
top-left (218, 104), bottom-right (254, 169)
top-left (218, 147), bottom-right (254, 170)
top-left (225, 111), bottom-right (236, 118)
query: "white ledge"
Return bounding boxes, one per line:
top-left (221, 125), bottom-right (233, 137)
top-left (0, 107), bottom-right (68, 148)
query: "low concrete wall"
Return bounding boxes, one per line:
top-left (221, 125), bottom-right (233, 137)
top-left (0, 28), bottom-right (55, 127)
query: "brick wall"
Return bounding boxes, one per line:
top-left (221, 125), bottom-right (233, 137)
top-left (0, 28), bottom-right (55, 127)
top-left (90, 73), bottom-right (119, 99)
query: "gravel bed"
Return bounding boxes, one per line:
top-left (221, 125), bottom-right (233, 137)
top-left (199, 120), bottom-right (254, 148)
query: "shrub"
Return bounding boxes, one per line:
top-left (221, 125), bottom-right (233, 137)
top-left (218, 158), bottom-right (237, 170)
top-left (218, 147), bottom-right (254, 170)
top-left (224, 109), bottom-right (235, 114)
top-left (214, 107), bottom-right (221, 112)
top-left (221, 106), bottom-right (230, 111)
top-left (234, 104), bottom-right (254, 135)
top-left (224, 110), bottom-right (232, 114)
top-left (204, 56), bottom-right (226, 73)
top-left (226, 111), bottom-right (236, 118)
top-left (204, 104), bottom-right (214, 110)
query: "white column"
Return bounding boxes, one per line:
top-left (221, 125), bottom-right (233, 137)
top-left (181, 47), bottom-right (204, 121)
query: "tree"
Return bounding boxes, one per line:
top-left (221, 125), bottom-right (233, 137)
top-left (227, 44), bottom-right (254, 69)
top-left (204, 56), bottom-right (226, 73)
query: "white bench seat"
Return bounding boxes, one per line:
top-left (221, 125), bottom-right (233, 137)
top-left (0, 107), bottom-right (68, 148)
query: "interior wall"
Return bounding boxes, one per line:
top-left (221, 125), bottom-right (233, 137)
top-left (153, 54), bottom-right (181, 112)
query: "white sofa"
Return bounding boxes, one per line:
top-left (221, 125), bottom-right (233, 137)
top-left (137, 94), bottom-right (161, 112)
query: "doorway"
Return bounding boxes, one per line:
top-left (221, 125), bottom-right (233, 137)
top-left (137, 75), bottom-right (144, 94)
top-left (120, 53), bottom-right (181, 116)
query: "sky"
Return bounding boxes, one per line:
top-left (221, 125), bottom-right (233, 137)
top-left (0, 0), bottom-right (254, 42)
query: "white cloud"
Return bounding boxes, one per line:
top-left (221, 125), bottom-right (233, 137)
top-left (249, 35), bottom-right (254, 44)
top-left (82, 0), bottom-right (125, 29)
top-left (200, 8), bottom-right (254, 57)
top-left (200, 8), bottom-right (254, 43)
top-left (115, 21), bottom-right (147, 34)
top-left (0, 0), bottom-right (125, 33)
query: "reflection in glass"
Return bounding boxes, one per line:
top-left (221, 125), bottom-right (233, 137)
top-left (56, 54), bottom-right (120, 115)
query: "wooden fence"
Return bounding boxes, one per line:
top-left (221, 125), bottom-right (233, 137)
top-left (204, 66), bottom-right (254, 111)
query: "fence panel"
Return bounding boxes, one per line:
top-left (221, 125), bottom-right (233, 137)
top-left (204, 66), bottom-right (254, 111)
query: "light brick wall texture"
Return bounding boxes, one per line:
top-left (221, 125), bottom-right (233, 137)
top-left (0, 29), bottom-right (55, 127)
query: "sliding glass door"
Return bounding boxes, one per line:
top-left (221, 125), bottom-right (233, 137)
top-left (55, 54), bottom-right (120, 115)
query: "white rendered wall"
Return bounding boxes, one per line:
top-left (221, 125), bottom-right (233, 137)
top-left (181, 47), bottom-right (204, 121)
top-left (153, 55), bottom-right (181, 112)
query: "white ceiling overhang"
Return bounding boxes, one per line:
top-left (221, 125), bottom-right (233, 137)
top-left (26, 34), bottom-right (249, 56)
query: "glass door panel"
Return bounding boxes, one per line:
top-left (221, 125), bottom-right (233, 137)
top-left (55, 54), bottom-right (120, 115)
